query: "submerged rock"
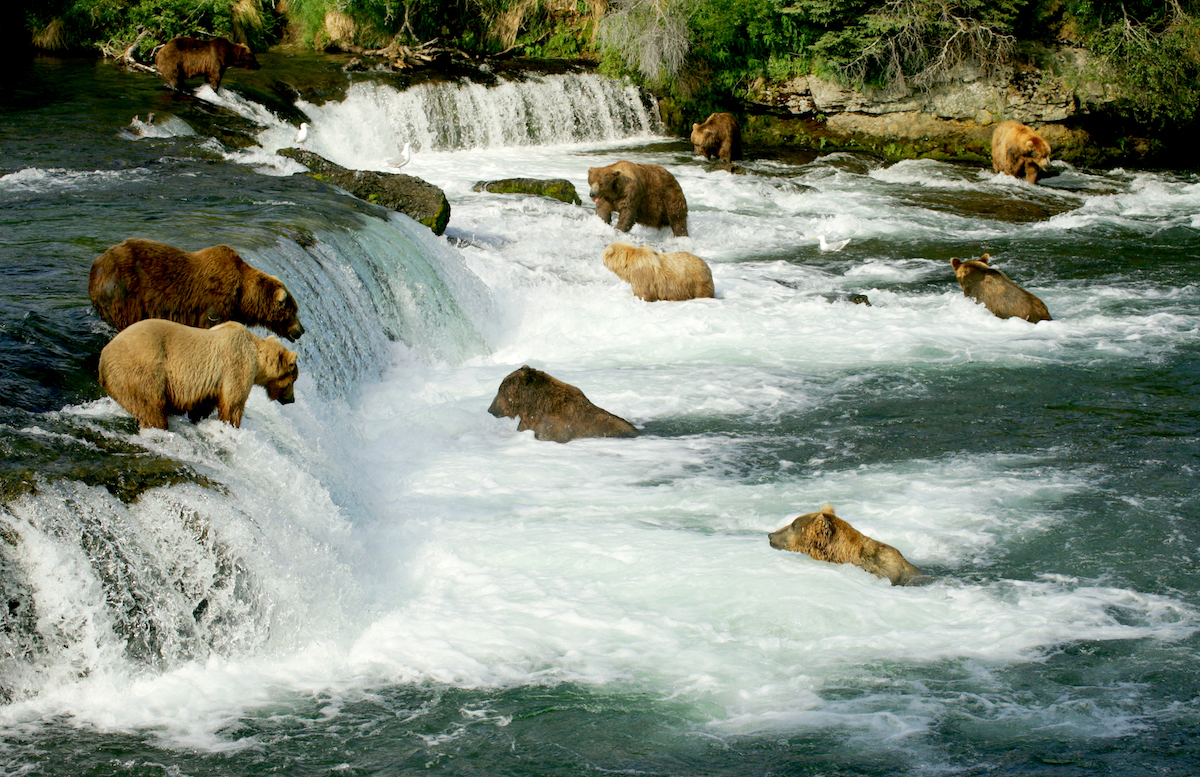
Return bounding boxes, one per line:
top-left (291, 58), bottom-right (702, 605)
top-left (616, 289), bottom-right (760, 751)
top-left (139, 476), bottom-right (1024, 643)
top-left (277, 147), bottom-right (451, 235)
top-left (472, 177), bottom-right (582, 205)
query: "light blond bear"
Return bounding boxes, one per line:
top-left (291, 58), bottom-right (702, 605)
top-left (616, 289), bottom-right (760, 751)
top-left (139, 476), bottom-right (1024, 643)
top-left (991, 120), bottom-right (1051, 184)
top-left (99, 319), bottom-right (298, 430)
top-left (768, 504), bottom-right (924, 586)
top-left (602, 241), bottom-right (715, 302)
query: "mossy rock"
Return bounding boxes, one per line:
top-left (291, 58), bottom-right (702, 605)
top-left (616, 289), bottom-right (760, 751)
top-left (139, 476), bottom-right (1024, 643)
top-left (472, 178), bottom-right (582, 205)
top-left (277, 147), bottom-right (451, 234)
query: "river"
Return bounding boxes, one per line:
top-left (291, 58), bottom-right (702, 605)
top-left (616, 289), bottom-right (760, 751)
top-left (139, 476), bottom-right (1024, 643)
top-left (1, 53), bottom-right (1199, 776)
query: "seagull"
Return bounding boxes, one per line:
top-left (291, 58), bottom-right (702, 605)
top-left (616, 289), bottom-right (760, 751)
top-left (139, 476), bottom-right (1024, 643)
top-left (295, 122), bottom-right (309, 147)
top-left (386, 141), bottom-right (413, 170)
top-left (815, 234), bottom-right (851, 252)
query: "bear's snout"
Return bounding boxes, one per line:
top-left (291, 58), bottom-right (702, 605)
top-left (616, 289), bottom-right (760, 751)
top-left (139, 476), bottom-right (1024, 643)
top-left (487, 396), bottom-right (507, 417)
top-left (768, 528), bottom-right (790, 550)
top-left (287, 322), bottom-right (305, 341)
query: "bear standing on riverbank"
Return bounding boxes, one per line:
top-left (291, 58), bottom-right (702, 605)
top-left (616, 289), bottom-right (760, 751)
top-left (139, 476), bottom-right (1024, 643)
top-left (690, 112), bottom-right (742, 162)
top-left (155, 36), bottom-right (260, 91)
top-left (952, 254), bottom-right (1052, 323)
top-left (488, 365), bottom-right (640, 443)
top-left (99, 319), bottom-right (298, 430)
top-left (991, 120), bottom-right (1051, 183)
top-left (768, 504), bottom-right (925, 586)
top-left (602, 241), bottom-right (715, 301)
top-left (89, 238), bottom-right (305, 341)
top-left (588, 161), bottom-right (689, 237)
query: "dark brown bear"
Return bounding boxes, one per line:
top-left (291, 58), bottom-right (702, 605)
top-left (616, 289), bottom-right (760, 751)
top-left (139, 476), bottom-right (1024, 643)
top-left (951, 254), bottom-right (1052, 323)
top-left (690, 112), bottom-right (742, 162)
top-left (488, 365), bottom-right (640, 443)
top-left (991, 120), bottom-right (1051, 184)
top-left (768, 504), bottom-right (925, 586)
top-left (155, 36), bottom-right (261, 91)
top-left (89, 238), bottom-right (305, 340)
top-left (587, 161), bottom-right (689, 237)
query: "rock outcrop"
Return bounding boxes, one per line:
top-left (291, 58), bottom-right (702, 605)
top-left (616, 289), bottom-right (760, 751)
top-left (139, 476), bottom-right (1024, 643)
top-left (277, 147), bottom-right (451, 234)
top-left (472, 178), bottom-right (582, 205)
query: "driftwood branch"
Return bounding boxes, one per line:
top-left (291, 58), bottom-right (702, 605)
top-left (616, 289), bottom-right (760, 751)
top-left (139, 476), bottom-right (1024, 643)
top-left (107, 29), bottom-right (157, 73)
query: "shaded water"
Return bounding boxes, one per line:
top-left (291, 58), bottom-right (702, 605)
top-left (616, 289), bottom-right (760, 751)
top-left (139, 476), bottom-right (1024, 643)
top-left (2, 56), bottom-right (1200, 775)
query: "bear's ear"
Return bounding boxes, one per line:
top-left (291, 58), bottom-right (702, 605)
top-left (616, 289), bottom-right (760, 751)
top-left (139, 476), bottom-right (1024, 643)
top-left (951, 257), bottom-right (962, 270)
top-left (820, 503), bottom-right (835, 514)
top-left (978, 253), bottom-right (991, 265)
top-left (692, 123), bottom-right (699, 131)
top-left (275, 287), bottom-right (289, 304)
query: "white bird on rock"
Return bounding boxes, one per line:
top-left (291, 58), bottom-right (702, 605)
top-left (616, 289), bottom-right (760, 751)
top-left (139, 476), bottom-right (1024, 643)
top-left (815, 234), bottom-right (851, 252)
top-left (295, 122), bottom-right (309, 147)
top-left (387, 141), bottom-right (413, 170)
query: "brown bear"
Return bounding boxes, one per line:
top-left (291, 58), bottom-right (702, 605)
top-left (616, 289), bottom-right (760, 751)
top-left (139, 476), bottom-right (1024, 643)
top-left (488, 365), bottom-right (639, 443)
top-left (602, 241), bottom-right (715, 302)
top-left (768, 504), bottom-right (924, 586)
top-left (991, 120), bottom-right (1051, 184)
top-left (690, 112), bottom-right (742, 162)
top-left (98, 319), bottom-right (299, 430)
top-left (951, 254), bottom-right (1052, 323)
top-left (155, 36), bottom-right (261, 91)
top-left (89, 238), bottom-right (305, 341)
top-left (587, 161), bottom-right (689, 237)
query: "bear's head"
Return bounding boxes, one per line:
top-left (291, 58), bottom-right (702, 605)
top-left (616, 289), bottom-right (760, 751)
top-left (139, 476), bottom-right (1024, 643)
top-left (689, 123), bottom-right (717, 156)
top-left (243, 266), bottom-right (305, 341)
top-left (256, 336), bottom-right (299, 405)
top-left (488, 365), bottom-right (556, 419)
top-left (231, 43), bottom-right (261, 70)
top-left (951, 254), bottom-right (996, 283)
top-left (768, 504), bottom-right (837, 552)
top-left (587, 166), bottom-right (624, 203)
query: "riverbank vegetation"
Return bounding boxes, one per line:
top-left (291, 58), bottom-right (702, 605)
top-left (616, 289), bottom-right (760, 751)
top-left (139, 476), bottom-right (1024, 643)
top-left (16, 0), bottom-right (1200, 132)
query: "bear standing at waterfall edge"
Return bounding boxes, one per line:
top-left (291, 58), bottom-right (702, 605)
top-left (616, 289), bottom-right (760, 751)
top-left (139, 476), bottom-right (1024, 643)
top-left (587, 161), bottom-right (689, 237)
top-left (155, 36), bottom-right (260, 91)
top-left (99, 319), bottom-right (298, 430)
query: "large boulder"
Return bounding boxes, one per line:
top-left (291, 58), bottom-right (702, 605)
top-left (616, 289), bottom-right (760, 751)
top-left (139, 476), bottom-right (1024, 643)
top-left (472, 177), bottom-right (581, 205)
top-left (277, 148), bottom-right (450, 235)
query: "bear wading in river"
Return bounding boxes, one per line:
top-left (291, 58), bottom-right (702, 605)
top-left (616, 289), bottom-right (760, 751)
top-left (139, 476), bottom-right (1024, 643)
top-left (98, 319), bottom-right (298, 430)
top-left (991, 120), bottom-right (1051, 184)
top-left (952, 254), bottom-right (1052, 323)
top-left (155, 36), bottom-right (261, 91)
top-left (89, 237), bottom-right (305, 340)
top-left (768, 504), bottom-right (925, 586)
top-left (587, 161), bottom-right (689, 237)
top-left (690, 112), bottom-right (742, 162)
top-left (488, 365), bottom-right (639, 443)
top-left (602, 241), bottom-right (715, 302)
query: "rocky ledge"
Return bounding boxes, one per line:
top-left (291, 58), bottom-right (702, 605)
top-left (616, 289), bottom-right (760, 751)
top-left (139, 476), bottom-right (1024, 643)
top-left (277, 147), bottom-right (451, 234)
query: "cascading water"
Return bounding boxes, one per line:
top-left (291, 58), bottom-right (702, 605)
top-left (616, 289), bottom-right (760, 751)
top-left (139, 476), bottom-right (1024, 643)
top-left (3, 56), bottom-right (1200, 776)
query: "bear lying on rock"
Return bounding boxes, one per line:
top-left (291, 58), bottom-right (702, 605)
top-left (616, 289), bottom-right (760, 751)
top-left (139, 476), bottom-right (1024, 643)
top-left (587, 161), bottom-right (688, 237)
top-left (155, 36), bottom-right (260, 91)
top-left (768, 504), bottom-right (924, 586)
top-left (691, 112), bottom-right (742, 162)
top-left (488, 365), bottom-right (639, 443)
top-left (602, 241), bottom-right (715, 302)
top-left (991, 120), bottom-right (1051, 184)
top-left (89, 238), bottom-right (305, 341)
top-left (952, 254), bottom-right (1052, 323)
top-left (99, 319), bottom-right (298, 430)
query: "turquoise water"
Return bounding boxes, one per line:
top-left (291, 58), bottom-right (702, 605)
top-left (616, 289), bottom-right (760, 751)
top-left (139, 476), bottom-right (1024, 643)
top-left (1, 56), bottom-right (1199, 776)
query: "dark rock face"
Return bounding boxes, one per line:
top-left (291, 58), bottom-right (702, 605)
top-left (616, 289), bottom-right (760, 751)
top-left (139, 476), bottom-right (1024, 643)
top-left (277, 147), bottom-right (451, 235)
top-left (472, 178), bottom-right (582, 205)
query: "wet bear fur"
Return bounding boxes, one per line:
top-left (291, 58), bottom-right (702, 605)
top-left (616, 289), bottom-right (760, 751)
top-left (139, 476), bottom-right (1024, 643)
top-left (951, 254), bottom-right (1052, 323)
top-left (98, 319), bottom-right (299, 430)
top-left (602, 241), bottom-right (715, 302)
top-left (89, 237), bottom-right (305, 341)
top-left (155, 36), bottom-right (261, 91)
top-left (991, 120), bottom-right (1051, 184)
top-left (690, 112), bottom-right (742, 162)
top-left (488, 365), bottom-right (640, 443)
top-left (768, 504), bottom-right (925, 586)
top-left (587, 161), bottom-right (689, 237)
